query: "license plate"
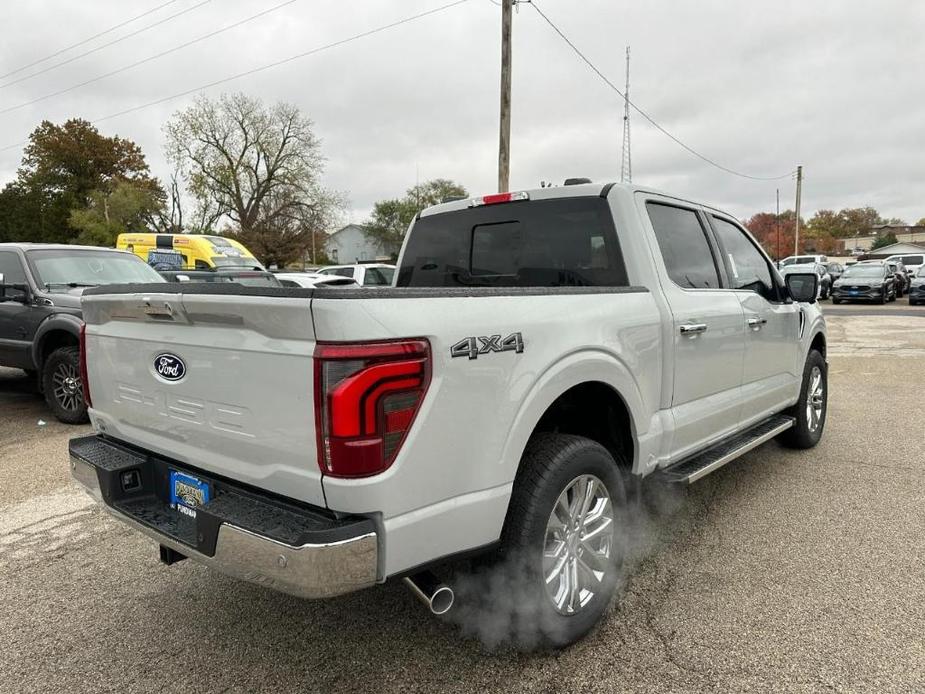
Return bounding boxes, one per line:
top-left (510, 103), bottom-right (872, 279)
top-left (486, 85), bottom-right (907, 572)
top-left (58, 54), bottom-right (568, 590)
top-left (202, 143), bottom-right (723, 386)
top-left (170, 470), bottom-right (211, 517)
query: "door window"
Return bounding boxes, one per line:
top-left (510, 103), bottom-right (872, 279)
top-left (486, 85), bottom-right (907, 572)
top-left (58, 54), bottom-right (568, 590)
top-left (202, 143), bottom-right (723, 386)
top-left (646, 203), bottom-right (720, 289)
top-left (0, 251), bottom-right (27, 284)
top-left (711, 217), bottom-right (776, 300)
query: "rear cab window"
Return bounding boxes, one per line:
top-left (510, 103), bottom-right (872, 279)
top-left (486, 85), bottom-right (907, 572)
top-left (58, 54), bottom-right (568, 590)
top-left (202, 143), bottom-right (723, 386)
top-left (645, 202), bottom-right (720, 289)
top-left (397, 197), bottom-right (627, 287)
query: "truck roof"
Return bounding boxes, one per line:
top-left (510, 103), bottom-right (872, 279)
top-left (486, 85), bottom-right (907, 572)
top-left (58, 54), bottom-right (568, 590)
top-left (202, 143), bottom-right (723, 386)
top-left (418, 181), bottom-right (723, 219)
top-left (0, 242), bottom-right (136, 253)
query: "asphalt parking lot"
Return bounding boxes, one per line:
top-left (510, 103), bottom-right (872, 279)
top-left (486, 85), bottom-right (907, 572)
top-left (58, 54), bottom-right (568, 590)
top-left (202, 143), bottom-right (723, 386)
top-left (2, 312), bottom-right (924, 693)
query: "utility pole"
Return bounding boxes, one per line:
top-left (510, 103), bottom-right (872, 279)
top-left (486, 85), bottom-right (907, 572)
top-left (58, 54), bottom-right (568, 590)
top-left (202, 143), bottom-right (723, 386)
top-left (620, 46), bottom-right (632, 183)
top-left (497, 0), bottom-right (512, 193)
top-left (776, 188), bottom-right (780, 260)
top-left (794, 165), bottom-right (803, 255)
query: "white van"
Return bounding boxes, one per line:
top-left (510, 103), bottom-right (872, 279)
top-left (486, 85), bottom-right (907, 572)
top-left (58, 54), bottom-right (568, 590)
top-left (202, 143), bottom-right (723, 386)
top-left (885, 254), bottom-right (925, 274)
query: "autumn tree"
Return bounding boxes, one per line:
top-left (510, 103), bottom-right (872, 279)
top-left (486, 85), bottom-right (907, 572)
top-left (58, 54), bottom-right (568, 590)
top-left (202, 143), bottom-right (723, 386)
top-left (0, 119), bottom-right (163, 244)
top-left (744, 210), bottom-right (800, 259)
top-left (365, 179), bottom-right (467, 250)
top-left (164, 93), bottom-right (341, 265)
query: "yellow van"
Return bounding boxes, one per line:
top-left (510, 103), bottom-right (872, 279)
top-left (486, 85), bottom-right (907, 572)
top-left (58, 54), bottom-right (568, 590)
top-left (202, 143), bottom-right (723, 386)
top-left (116, 233), bottom-right (262, 270)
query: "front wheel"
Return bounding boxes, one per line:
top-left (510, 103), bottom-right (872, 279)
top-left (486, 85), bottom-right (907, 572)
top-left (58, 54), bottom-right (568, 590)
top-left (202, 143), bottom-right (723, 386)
top-left (779, 350), bottom-right (827, 449)
top-left (497, 433), bottom-right (626, 649)
top-left (42, 347), bottom-right (89, 424)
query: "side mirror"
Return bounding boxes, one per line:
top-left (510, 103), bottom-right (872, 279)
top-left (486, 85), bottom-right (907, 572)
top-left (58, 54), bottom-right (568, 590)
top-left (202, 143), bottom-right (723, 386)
top-left (0, 273), bottom-right (30, 303)
top-left (785, 272), bottom-right (818, 303)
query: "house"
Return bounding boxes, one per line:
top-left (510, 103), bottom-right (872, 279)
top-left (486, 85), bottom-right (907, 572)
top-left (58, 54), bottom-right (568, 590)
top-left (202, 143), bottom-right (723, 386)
top-left (860, 241), bottom-right (925, 260)
top-left (840, 226), bottom-right (925, 252)
top-left (324, 224), bottom-right (398, 263)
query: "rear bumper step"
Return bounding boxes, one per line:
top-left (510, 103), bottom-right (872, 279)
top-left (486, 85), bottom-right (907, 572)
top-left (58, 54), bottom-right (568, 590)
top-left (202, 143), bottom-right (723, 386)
top-left (657, 414), bottom-right (795, 484)
top-left (69, 434), bottom-right (378, 599)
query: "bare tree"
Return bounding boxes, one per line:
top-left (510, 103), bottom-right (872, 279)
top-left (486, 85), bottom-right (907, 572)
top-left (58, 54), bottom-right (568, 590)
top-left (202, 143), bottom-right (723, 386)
top-left (164, 92), bottom-right (341, 261)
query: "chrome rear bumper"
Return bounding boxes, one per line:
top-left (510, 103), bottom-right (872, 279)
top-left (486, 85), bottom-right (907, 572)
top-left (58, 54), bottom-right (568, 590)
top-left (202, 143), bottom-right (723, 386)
top-left (70, 435), bottom-right (378, 600)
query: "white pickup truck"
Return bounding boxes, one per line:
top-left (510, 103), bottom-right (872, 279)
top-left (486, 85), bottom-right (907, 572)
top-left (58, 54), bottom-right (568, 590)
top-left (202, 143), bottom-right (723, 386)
top-left (70, 182), bottom-right (827, 647)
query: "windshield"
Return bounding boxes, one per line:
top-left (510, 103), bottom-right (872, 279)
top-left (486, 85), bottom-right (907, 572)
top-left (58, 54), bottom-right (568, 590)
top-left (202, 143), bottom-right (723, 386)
top-left (211, 256), bottom-right (262, 269)
top-left (27, 249), bottom-right (163, 291)
top-left (842, 265), bottom-right (885, 278)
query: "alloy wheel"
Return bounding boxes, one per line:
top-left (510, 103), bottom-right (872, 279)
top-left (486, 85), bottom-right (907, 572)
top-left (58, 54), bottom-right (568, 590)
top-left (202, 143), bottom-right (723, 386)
top-left (52, 361), bottom-right (83, 413)
top-left (805, 365), bottom-right (824, 432)
top-left (543, 474), bottom-right (614, 615)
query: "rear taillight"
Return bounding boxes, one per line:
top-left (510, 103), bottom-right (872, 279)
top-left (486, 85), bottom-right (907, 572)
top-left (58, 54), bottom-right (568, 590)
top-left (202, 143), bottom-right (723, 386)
top-left (78, 323), bottom-right (91, 408)
top-left (314, 339), bottom-right (431, 478)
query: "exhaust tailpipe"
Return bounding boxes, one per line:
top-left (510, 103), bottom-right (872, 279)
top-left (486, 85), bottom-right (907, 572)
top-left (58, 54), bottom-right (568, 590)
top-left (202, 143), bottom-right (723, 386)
top-left (403, 571), bottom-right (454, 615)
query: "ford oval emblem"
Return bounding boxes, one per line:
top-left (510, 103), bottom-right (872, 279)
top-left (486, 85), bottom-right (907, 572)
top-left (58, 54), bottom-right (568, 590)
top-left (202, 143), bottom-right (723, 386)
top-left (154, 353), bottom-right (186, 381)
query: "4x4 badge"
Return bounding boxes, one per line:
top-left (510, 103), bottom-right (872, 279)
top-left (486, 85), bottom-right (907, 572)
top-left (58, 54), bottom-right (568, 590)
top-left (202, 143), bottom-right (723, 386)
top-left (451, 332), bottom-right (524, 360)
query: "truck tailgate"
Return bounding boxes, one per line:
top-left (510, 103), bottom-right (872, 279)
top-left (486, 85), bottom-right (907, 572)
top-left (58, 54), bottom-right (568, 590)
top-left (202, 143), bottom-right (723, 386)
top-left (81, 288), bottom-right (323, 507)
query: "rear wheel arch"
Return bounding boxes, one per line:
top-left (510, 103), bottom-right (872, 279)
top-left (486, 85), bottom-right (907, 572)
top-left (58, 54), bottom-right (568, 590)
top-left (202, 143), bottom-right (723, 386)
top-left (500, 353), bottom-right (647, 487)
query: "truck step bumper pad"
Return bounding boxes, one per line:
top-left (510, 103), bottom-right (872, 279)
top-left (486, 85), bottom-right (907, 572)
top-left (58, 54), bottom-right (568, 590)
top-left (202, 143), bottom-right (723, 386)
top-left (657, 414), bottom-right (795, 484)
top-left (69, 434), bottom-right (378, 599)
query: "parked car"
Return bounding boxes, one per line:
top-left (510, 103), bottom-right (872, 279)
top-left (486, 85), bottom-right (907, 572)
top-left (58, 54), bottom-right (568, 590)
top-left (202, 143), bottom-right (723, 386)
top-left (71, 182), bottom-right (827, 649)
top-left (908, 265), bottom-right (925, 306)
top-left (779, 263), bottom-right (830, 299)
top-left (275, 272), bottom-right (359, 288)
top-left (825, 262), bottom-right (844, 283)
top-left (885, 253), bottom-right (925, 277)
top-left (316, 263), bottom-right (395, 286)
top-left (158, 268), bottom-right (282, 287)
top-left (780, 254), bottom-right (828, 267)
top-left (0, 243), bottom-right (163, 422)
top-left (887, 261), bottom-right (908, 298)
top-left (831, 261), bottom-right (896, 304)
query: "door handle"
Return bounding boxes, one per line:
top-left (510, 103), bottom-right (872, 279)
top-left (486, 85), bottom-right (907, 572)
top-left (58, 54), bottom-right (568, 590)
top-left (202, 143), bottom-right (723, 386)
top-left (679, 323), bottom-right (708, 335)
top-left (746, 317), bottom-right (767, 329)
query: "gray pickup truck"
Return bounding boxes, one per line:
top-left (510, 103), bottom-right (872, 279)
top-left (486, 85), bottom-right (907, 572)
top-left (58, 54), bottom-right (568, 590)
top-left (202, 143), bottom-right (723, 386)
top-left (0, 243), bottom-right (163, 422)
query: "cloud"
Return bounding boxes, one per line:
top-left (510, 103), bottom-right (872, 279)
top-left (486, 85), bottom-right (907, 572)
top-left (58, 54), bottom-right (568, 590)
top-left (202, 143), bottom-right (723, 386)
top-left (1, 0), bottom-right (923, 224)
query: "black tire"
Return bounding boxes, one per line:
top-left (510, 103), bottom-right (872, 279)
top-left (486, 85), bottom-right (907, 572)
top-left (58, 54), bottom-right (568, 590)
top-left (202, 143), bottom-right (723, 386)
top-left (779, 350), bottom-right (827, 449)
top-left (495, 433), bottom-right (627, 649)
top-left (876, 288), bottom-right (886, 305)
top-left (831, 298), bottom-right (841, 305)
top-left (42, 346), bottom-right (89, 424)
top-left (820, 282), bottom-right (829, 300)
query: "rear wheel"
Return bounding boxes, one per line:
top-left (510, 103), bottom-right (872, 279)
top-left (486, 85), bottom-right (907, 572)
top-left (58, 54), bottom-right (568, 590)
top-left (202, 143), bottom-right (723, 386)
top-left (779, 349), bottom-right (827, 449)
top-left (42, 347), bottom-right (89, 424)
top-left (497, 434), bottom-right (626, 649)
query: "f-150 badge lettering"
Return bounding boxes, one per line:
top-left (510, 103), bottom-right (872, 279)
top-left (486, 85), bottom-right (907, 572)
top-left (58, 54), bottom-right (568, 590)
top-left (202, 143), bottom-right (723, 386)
top-left (451, 333), bottom-right (524, 360)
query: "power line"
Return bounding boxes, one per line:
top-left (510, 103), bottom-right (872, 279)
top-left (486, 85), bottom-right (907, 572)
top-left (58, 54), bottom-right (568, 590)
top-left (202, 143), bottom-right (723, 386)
top-left (0, 0), bottom-right (213, 90)
top-left (0, 0), bottom-right (182, 81)
top-left (92, 0), bottom-right (472, 125)
top-left (0, 0), bottom-right (301, 116)
top-left (0, 0), bottom-right (471, 154)
top-left (529, 1), bottom-right (795, 182)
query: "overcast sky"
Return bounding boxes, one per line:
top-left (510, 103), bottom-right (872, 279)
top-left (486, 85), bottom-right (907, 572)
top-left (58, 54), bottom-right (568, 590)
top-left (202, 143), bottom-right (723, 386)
top-left (1, 0), bottom-right (923, 226)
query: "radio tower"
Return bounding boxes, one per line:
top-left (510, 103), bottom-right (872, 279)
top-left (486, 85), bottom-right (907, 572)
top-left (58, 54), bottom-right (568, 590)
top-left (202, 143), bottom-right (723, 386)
top-left (620, 46), bottom-right (632, 183)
